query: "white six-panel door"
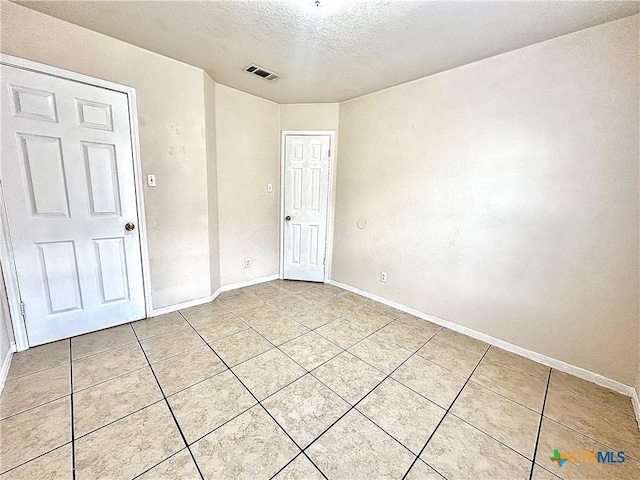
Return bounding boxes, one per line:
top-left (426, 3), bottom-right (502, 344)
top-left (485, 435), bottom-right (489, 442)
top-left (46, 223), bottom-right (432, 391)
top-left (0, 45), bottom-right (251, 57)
top-left (283, 134), bottom-right (331, 282)
top-left (1, 64), bottom-right (145, 346)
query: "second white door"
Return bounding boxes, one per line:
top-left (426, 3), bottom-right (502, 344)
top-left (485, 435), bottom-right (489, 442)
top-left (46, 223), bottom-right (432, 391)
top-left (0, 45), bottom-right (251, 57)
top-left (283, 134), bottom-right (331, 282)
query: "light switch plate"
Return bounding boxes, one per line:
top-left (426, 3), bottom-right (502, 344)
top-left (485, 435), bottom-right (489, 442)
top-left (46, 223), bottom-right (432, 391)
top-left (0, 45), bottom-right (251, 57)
top-left (147, 174), bottom-right (156, 187)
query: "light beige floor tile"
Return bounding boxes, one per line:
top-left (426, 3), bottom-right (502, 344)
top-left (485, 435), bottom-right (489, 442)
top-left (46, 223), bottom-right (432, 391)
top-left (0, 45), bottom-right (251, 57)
top-left (7, 340), bottom-right (69, 380)
top-left (72, 343), bottom-right (147, 391)
top-left (189, 313), bottom-right (248, 342)
top-left (191, 405), bottom-right (299, 479)
top-left (71, 324), bottom-right (137, 360)
top-left (131, 312), bottom-right (187, 340)
top-left (290, 304), bottom-right (340, 329)
top-left (254, 316), bottom-right (310, 345)
top-left (140, 326), bottom-right (204, 363)
top-left (338, 291), bottom-right (370, 306)
top-left (531, 465), bottom-right (561, 480)
top-left (152, 345), bottom-right (226, 396)
top-left (358, 378), bottom-right (445, 454)
top-left (434, 328), bottom-right (489, 355)
top-left (417, 335), bottom-right (484, 377)
top-left (280, 331), bottom-right (343, 371)
top-left (392, 355), bottom-right (467, 408)
top-left (219, 293), bottom-right (265, 313)
top-left (137, 449), bottom-right (201, 480)
top-left (405, 459), bottom-right (446, 480)
top-left (376, 321), bottom-right (436, 351)
top-left (210, 328), bottom-right (274, 366)
top-left (233, 349), bottom-right (305, 400)
top-left (316, 317), bottom-right (372, 349)
top-left (236, 303), bottom-right (283, 326)
top-left (484, 346), bottom-right (550, 381)
top-left (179, 301), bottom-right (229, 323)
top-left (267, 294), bottom-right (315, 316)
top-left (1, 444), bottom-right (72, 480)
top-left (536, 417), bottom-right (640, 479)
top-left (347, 307), bottom-right (394, 330)
top-left (217, 289), bottom-right (245, 300)
top-left (312, 352), bottom-right (385, 405)
top-left (298, 288), bottom-right (338, 305)
top-left (363, 301), bottom-right (404, 319)
top-left (242, 281), bottom-right (289, 299)
top-left (274, 454), bottom-right (324, 480)
top-left (472, 357), bottom-right (547, 411)
top-left (451, 382), bottom-right (540, 459)
top-left (550, 370), bottom-right (634, 416)
top-left (75, 402), bottom-right (183, 480)
top-left (307, 409), bottom-right (415, 479)
top-left (168, 370), bottom-right (256, 443)
top-left (1, 364), bottom-right (70, 419)
top-left (320, 296), bottom-right (360, 317)
top-left (544, 384), bottom-right (640, 459)
top-left (348, 333), bottom-right (413, 374)
top-left (395, 314), bottom-right (442, 337)
top-left (421, 414), bottom-right (531, 480)
top-left (263, 375), bottom-right (350, 448)
top-left (313, 283), bottom-right (345, 295)
top-left (0, 397), bottom-right (70, 474)
top-left (277, 280), bottom-right (317, 294)
top-left (73, 366), bottom-right (162, 437)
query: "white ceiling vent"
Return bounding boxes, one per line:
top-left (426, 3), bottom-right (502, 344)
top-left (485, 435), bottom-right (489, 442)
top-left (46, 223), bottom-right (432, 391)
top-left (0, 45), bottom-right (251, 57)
top-left (244, 64), bottom-right (280, 81)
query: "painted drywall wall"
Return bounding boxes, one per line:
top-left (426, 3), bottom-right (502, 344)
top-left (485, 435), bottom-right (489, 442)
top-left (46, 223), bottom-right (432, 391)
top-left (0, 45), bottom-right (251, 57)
top-left (215, 84), bottom-right (281, 285)
top-left (334, 15), bottom-right (639, 386)
top-left (280, 103), bottom-right (340, 131)
top-left (204, 73), bottom-right (221, 292)
top-left (0, 1), bottom-right (211, 309)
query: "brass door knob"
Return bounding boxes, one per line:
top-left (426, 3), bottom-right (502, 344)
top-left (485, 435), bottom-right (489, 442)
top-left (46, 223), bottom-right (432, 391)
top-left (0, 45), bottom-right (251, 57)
top-left (125, 222), bottom-right (136, 231)
top-left (285, 216), bottom-right (291, 222)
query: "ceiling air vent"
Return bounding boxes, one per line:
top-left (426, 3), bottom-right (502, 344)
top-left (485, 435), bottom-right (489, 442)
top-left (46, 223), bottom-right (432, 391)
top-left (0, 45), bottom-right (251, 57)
top-left (244, 64), bottom-right (280, 81)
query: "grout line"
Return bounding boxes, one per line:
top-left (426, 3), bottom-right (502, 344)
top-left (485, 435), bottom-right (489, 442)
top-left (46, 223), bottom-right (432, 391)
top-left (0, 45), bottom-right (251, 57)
top-left (131, 326), bottom-right (205, 480)
top-left (401, 348), bottom-right (491, 479)
top-left (69, 341), bottom-right (76, 480)
top-left (529, 369), bottom-right (552, 480)
top-left (0, 442), bottom-right (73, 476)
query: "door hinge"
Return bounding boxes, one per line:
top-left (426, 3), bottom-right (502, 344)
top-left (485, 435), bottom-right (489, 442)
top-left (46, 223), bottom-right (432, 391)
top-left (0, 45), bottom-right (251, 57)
top-left (19, 301), bottom-right (25, 317)
top-left (328, 149), bottom-right (331, 157)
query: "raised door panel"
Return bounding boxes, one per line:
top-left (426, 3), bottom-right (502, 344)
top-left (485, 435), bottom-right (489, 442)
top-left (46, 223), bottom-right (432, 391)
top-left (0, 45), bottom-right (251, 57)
top-left (36, 241), bottom-right (82, 314)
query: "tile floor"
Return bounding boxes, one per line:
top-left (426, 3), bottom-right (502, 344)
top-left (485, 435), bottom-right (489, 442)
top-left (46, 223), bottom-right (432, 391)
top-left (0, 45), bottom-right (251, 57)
top-left (1, 280), bottom-right (639, 479)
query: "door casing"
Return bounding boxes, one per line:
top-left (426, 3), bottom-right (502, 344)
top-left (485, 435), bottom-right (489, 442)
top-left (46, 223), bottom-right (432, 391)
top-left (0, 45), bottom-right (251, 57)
top-left (279, 131), bottom-right (336, 283)
top-left (0, 54), bottom-right (152, 351)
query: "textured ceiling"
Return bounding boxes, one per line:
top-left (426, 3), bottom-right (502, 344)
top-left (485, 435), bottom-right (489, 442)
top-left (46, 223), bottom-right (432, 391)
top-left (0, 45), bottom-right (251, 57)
top-left (14, 1), bottom-right (640, 103)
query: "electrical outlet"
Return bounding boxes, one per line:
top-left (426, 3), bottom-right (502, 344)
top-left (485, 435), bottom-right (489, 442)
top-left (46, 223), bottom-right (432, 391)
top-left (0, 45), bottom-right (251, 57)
top-left (245, 258), bottom-right (251, 269)
top-left (380, 272), bottom-right (387, 282)
top-left (147, 174), bottom-right (156, 187)
top-left (267, 183), bottom-right (273, 193)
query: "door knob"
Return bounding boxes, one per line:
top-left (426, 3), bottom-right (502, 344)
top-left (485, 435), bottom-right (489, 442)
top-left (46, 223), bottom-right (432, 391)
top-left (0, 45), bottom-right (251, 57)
top-left (125, 222), bottom-right (136, 231)
top-left (285, 216), bottom-right (291, 222)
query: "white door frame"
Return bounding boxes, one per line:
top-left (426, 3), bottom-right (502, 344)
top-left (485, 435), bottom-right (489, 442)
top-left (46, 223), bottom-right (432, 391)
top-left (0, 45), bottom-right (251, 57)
top-left (279, 131), bottom-right (336, 283)
top-left (0, 54), bottom-right (152, 351)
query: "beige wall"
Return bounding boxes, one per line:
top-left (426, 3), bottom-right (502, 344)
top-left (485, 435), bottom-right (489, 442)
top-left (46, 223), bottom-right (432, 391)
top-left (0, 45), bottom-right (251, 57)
top-left (204, 73), bottom-right (221, 292)
top-left (280, 103), bottom-right (340, 131)
top-left (215, 84), bottom-right (281, 285)
top-left (0, 1), bottom-right (211, 309)
top-left (334, 16), bottom-right (639, 386)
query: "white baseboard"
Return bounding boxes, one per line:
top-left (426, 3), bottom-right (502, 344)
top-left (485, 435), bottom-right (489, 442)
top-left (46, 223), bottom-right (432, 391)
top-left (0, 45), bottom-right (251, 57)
top-left (330, 279), bottom-right (639, 424)
top-left (632, 389), bottom-right (640, 432)
top-left (150, 274), bottom-right (279, 317)
top-left (0, 342), bottom-right (16, 394)
top-left (219, 274), bottom-right (280, 293)
top-left (151, 288), bottom-right (222, 317)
